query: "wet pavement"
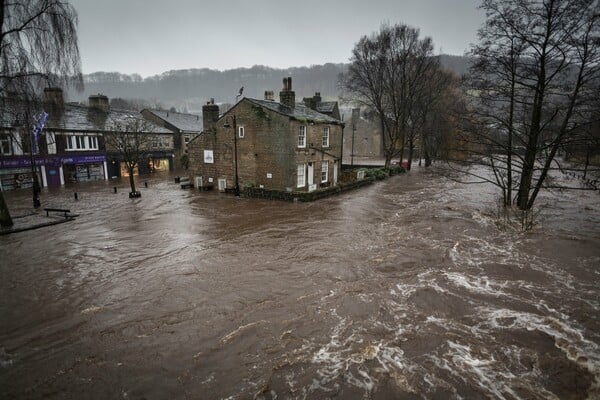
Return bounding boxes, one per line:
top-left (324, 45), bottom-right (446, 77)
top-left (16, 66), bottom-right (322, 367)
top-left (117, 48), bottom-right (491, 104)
top-left (1, 168), bottom-right (599, 399)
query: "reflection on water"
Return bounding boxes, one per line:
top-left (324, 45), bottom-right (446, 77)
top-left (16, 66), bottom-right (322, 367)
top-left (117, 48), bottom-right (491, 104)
top-left (1, 169), bottom-right (599, 399)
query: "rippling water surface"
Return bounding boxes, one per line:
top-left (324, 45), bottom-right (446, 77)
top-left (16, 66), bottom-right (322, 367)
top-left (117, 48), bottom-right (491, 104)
top-left (1, 168), bottom-right (599, 399)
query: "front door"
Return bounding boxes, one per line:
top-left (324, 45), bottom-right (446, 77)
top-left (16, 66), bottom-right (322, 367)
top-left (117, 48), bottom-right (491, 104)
top-left (307, 162), bottom-right (315, 192)
top-left (218, 178), bottom-right (227, 192)
top-left (45, 166), bottom-right (62, 187)
top-left (333, 163), bottom-right (338, 186)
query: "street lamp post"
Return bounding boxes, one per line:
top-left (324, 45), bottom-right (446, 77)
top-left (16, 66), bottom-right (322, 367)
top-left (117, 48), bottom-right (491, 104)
top-left (15, 112), bottom-right (41, 208)
top-left (223, 115), bottom-right (240, 196)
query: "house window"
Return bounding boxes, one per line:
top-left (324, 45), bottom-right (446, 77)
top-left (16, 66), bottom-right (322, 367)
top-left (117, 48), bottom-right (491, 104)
top-left (321, 161), bottom-right (328, 182)
top-left (88, 136), bottom-right (98, 150)
top-left (66, 135), bottom-right (99, 151)
top-left (297, 163), bottom-right (305, 187)
top-left (298, 126), bottom-right (306, 148)
top-left (0, 134), bottom-right (11, 155)
top-left (238, 126), bottom-right (245, 138)
top-left (322, 127), bottom-right (330, 147)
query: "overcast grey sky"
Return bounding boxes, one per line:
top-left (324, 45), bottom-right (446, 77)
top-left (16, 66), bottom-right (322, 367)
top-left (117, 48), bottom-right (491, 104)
top-left (71, 0), bottom-right (484, 77)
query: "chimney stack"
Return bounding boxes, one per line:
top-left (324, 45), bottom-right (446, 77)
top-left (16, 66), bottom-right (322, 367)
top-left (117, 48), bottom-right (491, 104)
top-left (43, 87), bottom-right (64, 108)
top-left (202, 98), bottom-right (219, 133)
top-left (264, 90), bottom-right (274, 101)
top-left (89, 94), bottom-right (109, 112)
top-left (279, 77), bottom-right (295, 108)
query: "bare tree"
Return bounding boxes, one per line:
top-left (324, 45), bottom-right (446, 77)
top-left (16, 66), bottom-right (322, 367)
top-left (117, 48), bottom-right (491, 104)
top-left (339, 31), bottom-right (387, 163)
top-left (413, 64), bottom-right (459, 167)
top-left (463, 0), bottom-right (599, 210)
top-left (340, 23), bottom-right (439, 169)
top-left (0, 0), bottom-right (82, 227)
top-left (104, 117), bottom-right (155, 198)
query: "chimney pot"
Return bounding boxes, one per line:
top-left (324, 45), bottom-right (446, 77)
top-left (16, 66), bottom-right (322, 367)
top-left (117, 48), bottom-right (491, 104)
top-left (279, 77), bottom-right (295, 108)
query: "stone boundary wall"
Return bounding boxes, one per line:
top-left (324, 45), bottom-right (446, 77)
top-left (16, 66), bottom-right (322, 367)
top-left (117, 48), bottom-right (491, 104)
top-left (243, 178), bottom-right (374, 202)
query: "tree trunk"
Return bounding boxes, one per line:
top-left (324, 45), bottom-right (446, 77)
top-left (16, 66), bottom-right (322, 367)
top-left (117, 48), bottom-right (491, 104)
top-left (0, 190), bottom-right (14, 227)
top-left (424, 148), bottom-right (432, 167)
top-left (380, 117), bottom-right (386, 159)
top-left (517, 81), bottom-right (544, 210)
top-left (583, 148), bottom-right (590, 180)
top-left (129, 170), bottom-right (136, 193)
top-left (407, 136), bottom-right (413, 171)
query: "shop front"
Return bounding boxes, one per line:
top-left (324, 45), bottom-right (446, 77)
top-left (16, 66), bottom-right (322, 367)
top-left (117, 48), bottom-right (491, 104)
top-left (0, 154), bottom-right (109, 191)
top-left (141, 152), bottom-right (174, 174)
top-left (61, 154), bottom-right (108, 183)
top-left (0, 156), bottom-right (42, 191)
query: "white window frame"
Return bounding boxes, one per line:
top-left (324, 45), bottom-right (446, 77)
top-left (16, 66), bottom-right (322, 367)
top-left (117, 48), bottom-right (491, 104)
top-left (88, 136), bottom-right (98, 150)
top-left (322, 127), bottom-right (330, 147)
top-left (238, 126), bottom-right (245, 138)
top-left (321, 161), bottom-right (329, 183)
top-left (66, 134), bottom-right (99, 151)
top-left (298, 126), bottom-right (306, 148)
top-left (66, 135), bottom-right (76, 150)
top-left (297, 163), bottom-right (306, 187)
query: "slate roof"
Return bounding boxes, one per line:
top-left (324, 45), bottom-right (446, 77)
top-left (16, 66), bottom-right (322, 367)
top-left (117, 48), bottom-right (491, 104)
top-left (143, 109), bottom-right (203, 133)
top-left (0, 99), bottom-right (170, 134)
top-left (316, 101), bottom-right (337, 114)
top-left (242, 98), bottom-right (342, 125)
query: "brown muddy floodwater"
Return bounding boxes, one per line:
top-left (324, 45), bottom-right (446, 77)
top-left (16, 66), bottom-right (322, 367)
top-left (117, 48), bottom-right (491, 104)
top-left (1, 167), bottom-right (599, 399)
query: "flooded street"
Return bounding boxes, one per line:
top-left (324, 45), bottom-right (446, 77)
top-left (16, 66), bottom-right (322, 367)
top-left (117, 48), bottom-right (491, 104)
top-left (1, 168), bottom-right (599, 399)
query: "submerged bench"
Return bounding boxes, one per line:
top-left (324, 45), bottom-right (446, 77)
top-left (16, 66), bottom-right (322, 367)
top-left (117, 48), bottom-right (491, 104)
top-left (44, 208), bottom-right (71, 218)
top-left (180, 181), bottom-right (194, 189)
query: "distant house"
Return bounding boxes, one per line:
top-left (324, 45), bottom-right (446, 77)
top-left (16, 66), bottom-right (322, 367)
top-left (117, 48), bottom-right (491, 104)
top-left (302, 92), bottom-right (341, 121)
top-left (140, 108), bottom-right (202, 169)
top-left (0, 88), bottom-right (172, 191)
top-left (187, 77), bottom-right (344, 194)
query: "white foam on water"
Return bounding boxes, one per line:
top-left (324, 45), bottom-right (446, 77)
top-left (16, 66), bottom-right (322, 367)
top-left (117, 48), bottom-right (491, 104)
top-left (220, 320), bottom-right (267, 344)
top-left (444, 272), bottom-right (508, 297)
top-left (393, 269), bottom-right (448, 300)
top-left (429, 341), bottom-right (525, 400)
top-left (448, 235), bottom-right (520, 268)
top-left (308, 310), bottom-right (410, 397)
top-left (478, 308), bottom-right (600, 398)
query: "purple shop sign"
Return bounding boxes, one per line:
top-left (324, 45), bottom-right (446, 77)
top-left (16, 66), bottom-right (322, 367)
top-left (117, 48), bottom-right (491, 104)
top-left (0, 156), bottom-right (38, 168)
top-left (1, 154), bottom-right (106, 169)
top-left (61, 154), bottom-right (106, 164)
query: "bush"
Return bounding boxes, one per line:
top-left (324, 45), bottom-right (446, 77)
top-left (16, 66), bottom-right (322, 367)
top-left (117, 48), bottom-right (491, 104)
top-left (365, 168), bottom-right (388, 180)
top-left (388, 166), bottom-right (406, 176)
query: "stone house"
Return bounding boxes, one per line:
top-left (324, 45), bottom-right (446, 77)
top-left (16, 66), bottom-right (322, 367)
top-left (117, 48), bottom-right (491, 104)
top-left (140, 108), bottom-right (202, 169)
top-left (187, 77), bottom-right (344, 194)
top-left (302, 92), bottom-right (341, 121)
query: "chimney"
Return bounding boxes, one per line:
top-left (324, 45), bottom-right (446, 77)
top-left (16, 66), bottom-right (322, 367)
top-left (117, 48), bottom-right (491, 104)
top-left (43, 87), bottom-right (64, 108)
top-left (303, 92), bottom-right (322, 111)
top-left (313, 92), bottom-right (322, 104)
top-left (264, 90), bottom-right (274, 101)
top-left (89, 94), bottom-right (109, 112)
top-left (202, 98), bottom-right (219, 132)
top-left (279, 77), bottom-right (295, 108)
